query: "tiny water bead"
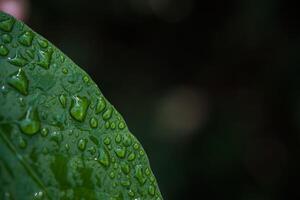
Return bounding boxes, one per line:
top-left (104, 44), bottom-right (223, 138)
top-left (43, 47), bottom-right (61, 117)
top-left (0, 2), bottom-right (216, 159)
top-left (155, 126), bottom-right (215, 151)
top-left (70, 95), bottom-right (90, 122)
top-left (128, 190), bottom-right (135, 197)
top-left (62, 68), bottom-right (68, 74)
top-left (121, 163), bottom-right (130, 174)
top-left (82, 75), bottom-right (89, 83)
top-left (95, 97), bottom-right (106, 113)
top-left (77, 138), bottom-right (87, 151)
top-left (59, 94), bottom-right (67, 108)
top-left (40, 127), bottom-right (48, 137)
top-left (0, 17), bottom-right (15, 32)
top-left (7, 68), bottom-right (28, 95)
top-left (133, 143), bottom-right (139, 150)
top-left (2, 33), bottom-right (12, 43)
top-left (103, 137), bottom-right (111, 145)
top-left (148, 185), bottom-right (155, 196)
top-left (19, 107), bottom-right (41, 135)
top-left (110, 122), bottom-right (116, 130)
top-left (0, 44), bottom-right (9, 56)
top-left (18, 31), bottom-right (34, 46)
top-left (89, 117), bottom-right (98, 128)
top-left (118, 121), bottom-right (125, 130)
top-left (19, 137), bottom-right (27, 149)
top-left (123, 135), bottom-right (132, 147)
top-left (115, 134), bottom-right (122, 143)
top-left (127, 152), bottom-right (136, 161)
top-left (109, 172), bottom-right (115, 179)
top-left (98, 148), bottom-right (110, 167)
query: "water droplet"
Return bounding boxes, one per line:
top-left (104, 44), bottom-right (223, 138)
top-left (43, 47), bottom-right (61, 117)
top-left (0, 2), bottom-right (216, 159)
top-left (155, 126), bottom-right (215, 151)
top-left (37, 39), bottom-right (48, 48)
top-left (19, 107), bottom-right (40, 135)
top-left (40, 127), bottom-right (48, 137)
top-left (19, 137), bottom-right (27, 149)
top-left (149, 176), bottom-right (155, 183)
top-left (0, 17), bottom-right (15, 32)
top-left (70, 96), bottom-right (90, 122)
top-left (123, 135), bottom-right (132, 147)
top-left (121, 163), bottom-right (130, 174)
top-left (65, 143), bottom-right (70, 151)
top-left (60, 55), bottom-right (65, 63)
top-left (105, 121), bottom-right (110, 129)
top-left (33, 191), bottom-right (44, 200)
top-left (7, 68), bottom-right (28, 95)
top-left (103, 136), bottom-right (111, 145)
top-left (25, 49), bottom-right (35, 59)
top-left (102, 108), bottom-right (113, 120)
top-left (118, 121), bottom-right (125, 129)
top-left (2, 33), bottom-right (12, 43)
top-left (128, 190), bottom-right (135, 197)
top-left (62, 68), bottom-right (68, 74)
top-left (128, 152), bottom-right (136, 161)
top-left (59, 94), bottom-right (67, 108)
top-left (110, 122), bottom-right (116, 130)
top-left (90, 117), bottom-right (98, 128)
top-left (18, 31), bottom-right (34, 46)
top-left (95, 97), bottom-right (106, 114)
top-left (88, 146), bottom-right (96, 155)
top-left (148, 185), bottom-right (155, 196)
top-left (145, 168), bottom-right (151, 176)
top-left (82, 75), bottom-right (89, 83)
top-left (8, 52), bottom-right (28, 67)
top-left (37, 48), bottom-right (53, 69)
top-left (78, 138), bottom-right (87, 151)
top-left (50, 131), bottom-right (63, 144)
top-left (135, 165), bottom-right (146, 185)
top-left (139, 150), bottom-right (145, 156)
top-left (121, 179), bottom-right (131, 187)
top-left (115, 147), bottom-right (126, 158)
top-left (98, 148), bottom-right (110, 167)
top-left (18, 97), bottom-right (26, 107)
top-left (133, 143), bottom-right (139, 150)
top-left (115, 134), bottom-right (122, 143)
top-left (0, 44), bottom-right (9, 56)
top-left (109, 171), bottom-right (115, 179)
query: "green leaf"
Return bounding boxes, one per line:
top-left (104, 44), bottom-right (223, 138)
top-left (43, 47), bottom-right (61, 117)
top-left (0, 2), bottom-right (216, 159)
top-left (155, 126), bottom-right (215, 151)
top-left (0, 11), bottom-right (163, 200)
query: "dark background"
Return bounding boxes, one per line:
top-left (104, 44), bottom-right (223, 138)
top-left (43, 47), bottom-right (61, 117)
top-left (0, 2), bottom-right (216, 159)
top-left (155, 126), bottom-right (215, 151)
top-left (8, 0), bottom-right (300, 199)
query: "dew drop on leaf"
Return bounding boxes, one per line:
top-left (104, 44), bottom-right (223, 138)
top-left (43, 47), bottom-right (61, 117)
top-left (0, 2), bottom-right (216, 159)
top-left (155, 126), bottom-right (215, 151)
top-left (19, 106), bottom-right (41, 135)
top-left (7, 68), bottom-right (29, 95)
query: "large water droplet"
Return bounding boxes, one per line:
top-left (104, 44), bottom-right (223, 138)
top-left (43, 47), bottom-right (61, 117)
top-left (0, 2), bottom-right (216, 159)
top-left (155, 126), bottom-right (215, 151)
top-left (18, 31), bottom-right (34, 46)
top-left (8, 52), bottom-right (28, 67)
top-left (120, 179), bottom-right (131, 187)
top-left (77, 138), bottom-right (87, 151)
top-left (7, 68), bottom-right (28, 95)
top-left (102, 107), bottom-right (113, 120)
top-left (95, 97), bottom-right (106, 114)
top-left (19, 107), bottom-right (40, 135)
top-left (98, 148), bottom-right (110, 167)
top-left (90, 117), bottom-right (98, 128)
top-left (70, 96), bottom-right (90, 122)
top-left (0, 44), bottom-right (9, 56)
top-left (135, 165), bottom-right (146, 185)
top-left (0, 17), bottom-right (15, 32)
top-left (37, 48), bottom-right (53, 69)
top-left (115, 147), bottom-right (126, 158)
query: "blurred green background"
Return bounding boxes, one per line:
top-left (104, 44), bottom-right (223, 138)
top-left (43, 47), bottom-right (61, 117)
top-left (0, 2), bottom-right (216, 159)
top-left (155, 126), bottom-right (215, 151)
top-left (2, 0), bottom-right (300, 199)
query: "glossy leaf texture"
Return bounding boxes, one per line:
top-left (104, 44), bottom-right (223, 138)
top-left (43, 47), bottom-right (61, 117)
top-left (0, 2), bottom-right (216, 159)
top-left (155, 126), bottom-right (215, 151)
top-left (0, 11), bottom-right (163, 200)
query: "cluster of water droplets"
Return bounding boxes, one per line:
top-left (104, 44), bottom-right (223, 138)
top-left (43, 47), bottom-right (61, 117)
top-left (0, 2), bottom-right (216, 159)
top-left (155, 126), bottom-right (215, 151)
top-left (0, 14), bottom-right (162, 200)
